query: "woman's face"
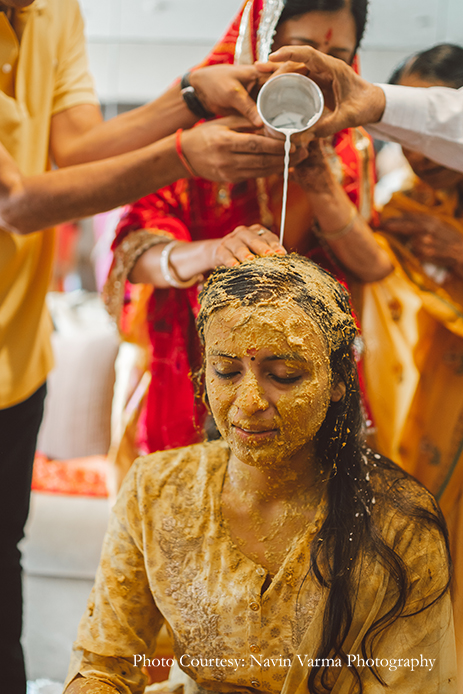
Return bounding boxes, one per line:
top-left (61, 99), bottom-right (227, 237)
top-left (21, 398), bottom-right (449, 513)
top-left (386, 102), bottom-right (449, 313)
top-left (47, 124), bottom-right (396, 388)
top-left (399, 72), bottom-right (463, 190)
top-left (204, 301), bottom-right (343, 470)
top-left (272, 7), bottom-right (357, 65)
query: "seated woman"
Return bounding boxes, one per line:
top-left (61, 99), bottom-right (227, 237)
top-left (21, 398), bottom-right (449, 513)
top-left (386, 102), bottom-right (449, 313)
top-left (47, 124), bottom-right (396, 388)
top-left (361, 43), bottom-right (463, 678)
top-left (66, 254), bottom-right (454, 694)
top-left (104, 0), bottom-right (392, 470)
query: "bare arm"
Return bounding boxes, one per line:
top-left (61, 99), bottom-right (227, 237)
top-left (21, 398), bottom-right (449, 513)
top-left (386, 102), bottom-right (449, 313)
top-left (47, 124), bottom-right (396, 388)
top-left (294, 141), bottom-right (393, 282)
top-left (1, 117), bottom-right (298, 236)
top-left (130, 226), bottom-right (286, 286)
top-left (50, 64), bottom-right (265, 167)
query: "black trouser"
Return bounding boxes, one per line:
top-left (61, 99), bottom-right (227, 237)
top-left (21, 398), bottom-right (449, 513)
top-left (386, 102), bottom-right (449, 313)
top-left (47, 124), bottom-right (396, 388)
top-left (0, 383), bottom-right (47, 694)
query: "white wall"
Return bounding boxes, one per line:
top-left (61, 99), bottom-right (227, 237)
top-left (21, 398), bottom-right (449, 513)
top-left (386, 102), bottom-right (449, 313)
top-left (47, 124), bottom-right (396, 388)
top-left (78, 0), bottom-right (463, 104)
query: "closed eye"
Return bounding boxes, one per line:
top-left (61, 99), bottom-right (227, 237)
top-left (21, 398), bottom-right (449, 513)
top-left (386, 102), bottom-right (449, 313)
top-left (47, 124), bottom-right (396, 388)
top-left (270, 374), bottom-right (302, 384)
top-left (214, 368), bottom-right (240, 380)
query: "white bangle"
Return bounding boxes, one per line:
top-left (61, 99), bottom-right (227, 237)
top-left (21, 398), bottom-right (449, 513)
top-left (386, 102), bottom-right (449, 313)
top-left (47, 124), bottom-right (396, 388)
top-left (160, 241), bottom-right (203, 288)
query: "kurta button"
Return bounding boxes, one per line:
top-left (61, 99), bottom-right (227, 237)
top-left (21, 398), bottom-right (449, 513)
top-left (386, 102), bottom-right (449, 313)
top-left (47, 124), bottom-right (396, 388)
top-left (256, 566), bottom-right (266, 576)
top-left (249, 601), bottom-right (259, 611)
top-left (250, 644), bottom-right (259, 653)
top-left (2, 63), bottom-right (12, 74)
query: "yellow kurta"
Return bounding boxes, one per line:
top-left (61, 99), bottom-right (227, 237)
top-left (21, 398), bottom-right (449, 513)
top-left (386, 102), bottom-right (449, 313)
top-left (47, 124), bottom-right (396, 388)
top-left (0, 0), bottom-right (98, 408)
top-left (66, 440), bottom-right (456, 694)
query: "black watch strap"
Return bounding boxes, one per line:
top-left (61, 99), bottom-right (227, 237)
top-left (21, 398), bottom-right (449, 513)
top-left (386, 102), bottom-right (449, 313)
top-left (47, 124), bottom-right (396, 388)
top-left (180, 72), bottom-right (214, 120)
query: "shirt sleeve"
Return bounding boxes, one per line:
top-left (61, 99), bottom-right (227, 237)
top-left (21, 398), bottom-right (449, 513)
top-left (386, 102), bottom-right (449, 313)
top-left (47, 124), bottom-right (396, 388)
top-left (367, 84), bottom-right (463, 172)
top-left (52, 0), bottom-right (99, 115)
top-left (65, 461), bottom-right (165, 694)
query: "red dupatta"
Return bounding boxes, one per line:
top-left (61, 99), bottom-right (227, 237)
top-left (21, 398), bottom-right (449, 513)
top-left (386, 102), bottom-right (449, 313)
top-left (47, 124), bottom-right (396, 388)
top-left (109, 0), bottom-right (376, 455)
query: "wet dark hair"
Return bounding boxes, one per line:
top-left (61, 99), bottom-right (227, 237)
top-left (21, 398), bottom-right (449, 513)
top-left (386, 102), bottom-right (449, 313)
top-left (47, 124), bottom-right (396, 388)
top-left (278, 0), bottom-right (369, 51)
top-left (389, 43), bottom-right (463, 88)
top-left (195, 255), bottom-right (451, 694)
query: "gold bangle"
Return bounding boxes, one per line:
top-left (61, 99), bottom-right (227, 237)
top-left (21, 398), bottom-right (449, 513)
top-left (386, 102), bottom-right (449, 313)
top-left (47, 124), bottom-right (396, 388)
top-left (317, 206), bottom-right (358, 241)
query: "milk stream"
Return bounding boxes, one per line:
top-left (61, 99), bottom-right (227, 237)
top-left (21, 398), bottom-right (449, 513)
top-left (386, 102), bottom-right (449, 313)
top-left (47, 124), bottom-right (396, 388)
top-left (279, 131), bottom-right (295, 246)
top-left (269, 111), bottom-right (308, 246)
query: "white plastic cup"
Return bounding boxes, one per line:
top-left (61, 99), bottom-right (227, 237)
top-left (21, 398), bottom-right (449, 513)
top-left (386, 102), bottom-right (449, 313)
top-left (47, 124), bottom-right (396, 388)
top-left (256, 72), bottom-right (324, 140)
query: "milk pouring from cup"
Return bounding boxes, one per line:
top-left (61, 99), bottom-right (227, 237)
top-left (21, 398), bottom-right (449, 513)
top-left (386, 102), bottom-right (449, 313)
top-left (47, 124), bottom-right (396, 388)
top-left (256, 73), bottom-right (324, 245)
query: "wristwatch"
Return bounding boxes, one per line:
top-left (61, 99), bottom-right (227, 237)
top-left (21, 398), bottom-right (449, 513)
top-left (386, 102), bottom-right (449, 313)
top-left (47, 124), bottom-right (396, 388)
top-left (180, 72), bottom-right (214, 120)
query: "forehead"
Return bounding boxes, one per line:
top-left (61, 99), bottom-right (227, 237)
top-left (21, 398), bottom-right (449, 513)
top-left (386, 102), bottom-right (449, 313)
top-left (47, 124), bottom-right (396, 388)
top-left (205, 301), bottom-right (329, 358)
top-left (399, 72), bottom-right (449, 89)
top-left (281, 8), bottom-right (356, 39)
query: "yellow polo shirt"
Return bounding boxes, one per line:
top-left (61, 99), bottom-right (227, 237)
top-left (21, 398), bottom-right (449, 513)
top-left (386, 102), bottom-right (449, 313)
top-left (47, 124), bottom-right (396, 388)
top-left (0, 0), bottom-right (99, 408)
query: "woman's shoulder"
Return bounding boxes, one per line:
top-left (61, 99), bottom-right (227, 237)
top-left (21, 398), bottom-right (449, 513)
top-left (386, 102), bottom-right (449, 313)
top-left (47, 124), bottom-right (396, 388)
top-left (366, 453), bottom-right (449, 586)
top-left (367, 452), bottom-right (441, 522)
top-left (126, 438), bottom-right (230, 498)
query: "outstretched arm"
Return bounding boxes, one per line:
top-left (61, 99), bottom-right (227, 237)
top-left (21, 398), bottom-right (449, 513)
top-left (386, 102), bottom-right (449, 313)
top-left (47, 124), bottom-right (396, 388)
top-left (50, 64), bottom-right (266, 167)
top-left (264, 47), bottom-right (463, 172)
top-left (0, 117), bottom-right (299, 235)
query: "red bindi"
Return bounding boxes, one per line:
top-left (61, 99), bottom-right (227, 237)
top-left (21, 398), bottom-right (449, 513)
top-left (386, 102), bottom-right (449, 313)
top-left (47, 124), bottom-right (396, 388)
top-left (324, 28), bottom-right (333, 45)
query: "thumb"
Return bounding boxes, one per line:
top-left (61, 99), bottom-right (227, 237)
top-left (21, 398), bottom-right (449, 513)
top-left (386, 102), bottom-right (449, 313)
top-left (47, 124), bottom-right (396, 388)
top-left (229, 84), bottom-right (262, 127)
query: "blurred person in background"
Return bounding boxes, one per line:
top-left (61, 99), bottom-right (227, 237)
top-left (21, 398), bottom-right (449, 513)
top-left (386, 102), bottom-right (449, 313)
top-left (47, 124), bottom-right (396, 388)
top-left (359, 43), bottom-right (463, 681)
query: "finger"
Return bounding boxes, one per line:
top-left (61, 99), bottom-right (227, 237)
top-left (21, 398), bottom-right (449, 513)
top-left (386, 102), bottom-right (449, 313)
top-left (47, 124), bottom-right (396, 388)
top-left (239, 226), bottom-right (286, 254)
top-left (382, 219), bottom-right (424, 235)
top-left (219, 150), bottom-right (305, 178)
top-left (271, 61), bottom-right (308, 78)
top-left (254, 60), bottom-right (280, 74)
top-left (222, 238), bottom-right (258, 264)
top-left (215, 245), bottom-right (241, 268)
top-left (269, 46), bottom-right (322, 68)
top-left (219, 154), bottom-right (310, 183)
top-left (226, 130), bottom-right (291, 155)
top-left (227, 83), bottom-right (262, 128)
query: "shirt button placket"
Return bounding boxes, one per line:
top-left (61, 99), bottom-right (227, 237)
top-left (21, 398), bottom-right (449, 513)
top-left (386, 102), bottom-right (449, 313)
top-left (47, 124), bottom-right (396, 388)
top-left (248, 581), bottom-right (262, 690)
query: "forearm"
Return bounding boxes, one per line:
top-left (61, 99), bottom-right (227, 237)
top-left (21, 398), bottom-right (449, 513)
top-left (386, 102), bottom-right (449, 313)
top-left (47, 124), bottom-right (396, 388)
top-left (1, 135), bottom-right (186, 235)
top-left (55, 85), bottom-right (198, 166)
top-left (130, 238), bottom-right (216, 286)
top-left (309, 185), bottom-right (393, 282)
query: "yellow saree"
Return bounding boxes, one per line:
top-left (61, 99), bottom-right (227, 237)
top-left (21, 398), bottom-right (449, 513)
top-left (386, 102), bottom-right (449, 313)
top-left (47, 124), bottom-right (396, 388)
top-left (362, 177), bottom-right (463, 680)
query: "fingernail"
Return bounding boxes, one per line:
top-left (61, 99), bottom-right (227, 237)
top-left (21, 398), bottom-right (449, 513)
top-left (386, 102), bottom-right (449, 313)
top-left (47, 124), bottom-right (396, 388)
top-left (245, 253), bottom-right (255, 260)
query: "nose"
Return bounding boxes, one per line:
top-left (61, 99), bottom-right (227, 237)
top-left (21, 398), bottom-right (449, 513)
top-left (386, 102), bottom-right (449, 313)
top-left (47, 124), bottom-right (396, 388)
top-left (233, 371), bottom-right (269, 415)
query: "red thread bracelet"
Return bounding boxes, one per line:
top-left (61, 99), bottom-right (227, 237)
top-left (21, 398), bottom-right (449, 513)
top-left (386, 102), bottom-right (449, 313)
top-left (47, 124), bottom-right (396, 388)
top-left (175, 128), bottom-right (197, 178)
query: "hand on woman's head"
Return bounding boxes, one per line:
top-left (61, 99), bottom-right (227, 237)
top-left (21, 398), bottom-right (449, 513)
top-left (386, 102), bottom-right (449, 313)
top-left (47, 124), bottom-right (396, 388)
top-left (209, 225), bottom-right (286, 270)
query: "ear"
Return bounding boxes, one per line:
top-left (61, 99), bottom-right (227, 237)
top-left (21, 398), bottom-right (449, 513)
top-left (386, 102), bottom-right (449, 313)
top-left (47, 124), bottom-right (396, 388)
top-left (330, 379), bottom-right (346, 403)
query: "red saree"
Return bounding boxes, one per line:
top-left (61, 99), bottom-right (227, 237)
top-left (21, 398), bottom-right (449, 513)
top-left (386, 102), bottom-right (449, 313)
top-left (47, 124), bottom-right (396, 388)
top-left (105, 0), bottom-right (377, 457)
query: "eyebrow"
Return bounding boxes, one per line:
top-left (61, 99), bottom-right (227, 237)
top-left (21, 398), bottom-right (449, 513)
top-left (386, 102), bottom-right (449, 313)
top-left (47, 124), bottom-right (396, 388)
top-left (207, 351), bottom-right (307, 363)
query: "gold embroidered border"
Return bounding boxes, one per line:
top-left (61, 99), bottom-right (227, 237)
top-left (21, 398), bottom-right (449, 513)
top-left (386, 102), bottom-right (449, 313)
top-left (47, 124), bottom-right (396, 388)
top-left (103, 229), bottom-right (173, 324)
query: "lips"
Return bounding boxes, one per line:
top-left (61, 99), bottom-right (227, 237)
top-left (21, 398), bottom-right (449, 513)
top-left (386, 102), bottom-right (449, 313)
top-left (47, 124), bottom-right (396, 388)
top-left (232, 423), bottom-right (278, 440)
